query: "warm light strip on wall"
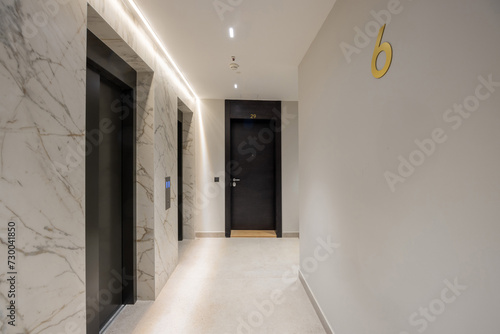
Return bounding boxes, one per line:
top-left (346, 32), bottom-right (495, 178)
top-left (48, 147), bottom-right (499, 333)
top-left (124, 0), bottom-right (199, 101)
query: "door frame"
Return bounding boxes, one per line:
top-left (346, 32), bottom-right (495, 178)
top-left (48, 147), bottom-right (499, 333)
top-left (224, 100), bottom-right (282, 238)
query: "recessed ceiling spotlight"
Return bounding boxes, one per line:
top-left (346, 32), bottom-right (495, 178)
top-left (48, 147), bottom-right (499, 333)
top-left (234, 84), bottom-right (238, 89)
top-left (229, 27), bottom-right (234, 38)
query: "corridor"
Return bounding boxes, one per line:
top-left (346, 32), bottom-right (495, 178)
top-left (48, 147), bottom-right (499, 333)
top-left (104, 238), bottom-right (325, 334)
top-left (1, 0), bottom-right (499, 333)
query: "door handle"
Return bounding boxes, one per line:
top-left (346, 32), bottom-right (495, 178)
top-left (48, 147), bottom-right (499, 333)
top-left (232, 178), bottom-right (241, 187)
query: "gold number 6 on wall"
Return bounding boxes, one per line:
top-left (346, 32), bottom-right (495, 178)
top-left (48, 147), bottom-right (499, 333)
top-left (371, 24), bottom-right (393, 79)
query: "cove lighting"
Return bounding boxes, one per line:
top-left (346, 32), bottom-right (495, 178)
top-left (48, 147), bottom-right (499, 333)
top-left (125, 0), bottom-right (199, 101)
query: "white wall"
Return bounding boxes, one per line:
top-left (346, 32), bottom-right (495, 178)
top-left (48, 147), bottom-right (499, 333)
top-left (195, 100), bottom-right (299, 234)
top-left (196, 99), bottom-right (226, 233)
top-left (299, 0), bottom-right (500, 333)
top-left (282, 101), bottom-right (299, 233)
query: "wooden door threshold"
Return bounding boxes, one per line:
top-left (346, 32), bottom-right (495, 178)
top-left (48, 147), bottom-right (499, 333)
top-left (231, 230), bottom-right (277, 238)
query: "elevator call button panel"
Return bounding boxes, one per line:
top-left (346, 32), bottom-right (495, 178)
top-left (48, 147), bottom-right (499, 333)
top-left (165, 177), bottom-right (171, 210)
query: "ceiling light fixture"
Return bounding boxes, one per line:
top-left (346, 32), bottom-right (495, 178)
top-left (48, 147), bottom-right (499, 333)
top-left (229, 27), bottom-right (235, 38)
top-left (234, 84), bottom-right (238, 89)
top-left (125, 0), bottom-right (199, 101)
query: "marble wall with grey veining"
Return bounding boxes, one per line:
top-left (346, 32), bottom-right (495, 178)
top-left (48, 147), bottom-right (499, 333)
top-left (135, 72), bottom-right (155, 300)
top-left (153, 63), bottom-right (179, 294)
top-left (0, 0), bottom-right (87, 332)
top-left (0, 0), bottom-right (197, 332)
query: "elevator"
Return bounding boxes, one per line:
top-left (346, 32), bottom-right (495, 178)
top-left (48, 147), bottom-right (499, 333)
top-left (178, 110), bottom-right (184, 241)
top-left (85, 31), bottom-right (137, 333)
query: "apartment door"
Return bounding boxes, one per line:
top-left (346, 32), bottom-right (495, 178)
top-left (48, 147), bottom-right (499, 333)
top-left (86, 31), bottom-right (136, 333)
top-left (225, 100), bottom-right (282, 237)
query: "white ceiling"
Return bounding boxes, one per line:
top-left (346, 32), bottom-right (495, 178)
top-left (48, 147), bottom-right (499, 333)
top-left (133, 0), bottom-right (336, 101)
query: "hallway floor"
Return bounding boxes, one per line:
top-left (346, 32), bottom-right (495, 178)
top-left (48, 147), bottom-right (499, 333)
top-left (104, 238), bottom-right (326, 334)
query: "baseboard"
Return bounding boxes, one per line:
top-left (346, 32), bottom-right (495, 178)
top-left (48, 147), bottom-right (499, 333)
top-left (299, 271), bottom-right (334, 334)
top-left (195, 231), bottom-right (225, 238)
top-left (195, 231), bottom-right (299, 238)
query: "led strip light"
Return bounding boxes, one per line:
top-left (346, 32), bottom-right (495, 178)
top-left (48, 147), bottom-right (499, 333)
top-left (125, 0), bottom-right (199, 101)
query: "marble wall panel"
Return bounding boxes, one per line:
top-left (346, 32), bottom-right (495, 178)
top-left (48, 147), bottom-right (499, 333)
top-left (0, 0), bottom-right (87, 332)
top-left (153, 62), bottom-right (179, 295)
top-left (0, 0), bottom-right (198, 332)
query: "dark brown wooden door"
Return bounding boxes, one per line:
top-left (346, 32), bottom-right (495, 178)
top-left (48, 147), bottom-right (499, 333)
top-left (225, 100), bottom-right (282, 237)
top-left (230, 119), bottom-right (277, 230)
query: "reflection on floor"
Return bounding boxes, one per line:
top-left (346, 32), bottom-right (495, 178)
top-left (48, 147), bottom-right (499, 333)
top-left (231, 230), bottom-right (277, 238)
top-left (104, 238), bottom-right (326, 334)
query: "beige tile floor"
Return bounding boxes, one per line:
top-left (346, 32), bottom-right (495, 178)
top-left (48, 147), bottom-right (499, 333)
top-left (104, 238), bottom-right (326, 334)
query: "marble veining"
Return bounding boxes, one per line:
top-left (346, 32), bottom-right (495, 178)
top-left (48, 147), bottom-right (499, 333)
top-left (1, 0), bottom-right (197, 332)
top-left (136, 72), bottom-right (155, 300)
top-left (153, 62), bottom-right (179, 295)
top-left (0, 0), bottom-right (87, 333)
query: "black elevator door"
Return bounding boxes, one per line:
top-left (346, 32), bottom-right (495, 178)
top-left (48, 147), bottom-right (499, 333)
top-left (86, 63), bottom-right (135, 333)
top-left (86, 31), bottom-right (136, 334)
top-left (230, 119), bottom-right (276, 230)
top-left (178, 119), bottom-right (183, 241)
top-left (98, 76), bottom-right (124, 324)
